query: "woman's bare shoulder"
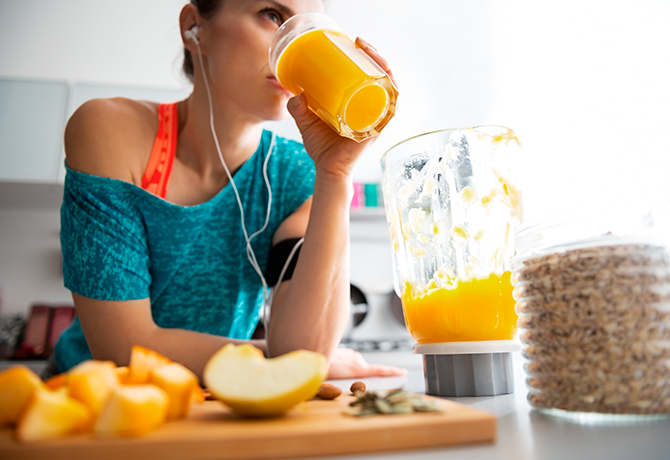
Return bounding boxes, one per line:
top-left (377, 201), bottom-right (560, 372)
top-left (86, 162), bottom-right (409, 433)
top-left (64, 97), bottom-right (159, 183)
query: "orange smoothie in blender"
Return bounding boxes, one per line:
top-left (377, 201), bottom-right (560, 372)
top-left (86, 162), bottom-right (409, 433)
top-left (401, 272), bottom-right (518, 344)
top-left (270, 13), bottom-right (398, 141)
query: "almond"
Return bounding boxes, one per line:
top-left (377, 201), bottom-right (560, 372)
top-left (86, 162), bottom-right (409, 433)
top-left (316, 383), bottom-right (342, 400)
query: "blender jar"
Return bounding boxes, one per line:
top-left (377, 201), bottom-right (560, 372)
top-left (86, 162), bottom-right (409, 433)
top-left (380, 126), bottom-right (523, 396)
top-left (512, 212), bottom-right (670, 420)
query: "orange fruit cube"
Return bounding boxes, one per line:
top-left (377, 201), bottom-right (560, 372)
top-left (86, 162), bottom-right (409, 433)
top-left (16, 388), bottom-right (92, 442)
top-left (127, 346), bottom-right (171, 384)
top-left (45, 373), bottom-right (68, 391)
top-left (115, 366), bottom-right (130, 384)
top-left (0, 366), bottom-right (47, 427)
top-left (150, 363), bottom-right (200, 420)
top-left (94, 385), bottom-right (168, 437)
top-left (192, 386), bottom-right (205, 404)
top-left (67, 360), bottom-right (119, 418)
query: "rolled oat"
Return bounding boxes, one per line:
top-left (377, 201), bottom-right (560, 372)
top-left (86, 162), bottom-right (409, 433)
top-left (513, 244), bottom-right (670, 415)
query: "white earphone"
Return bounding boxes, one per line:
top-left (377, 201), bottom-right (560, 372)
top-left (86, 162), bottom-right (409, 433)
top-left (184, 25), bottom-right (200, 44)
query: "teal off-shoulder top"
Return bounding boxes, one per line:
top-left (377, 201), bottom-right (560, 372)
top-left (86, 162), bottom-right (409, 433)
top-left (55, 130), bottom-right (315, 372)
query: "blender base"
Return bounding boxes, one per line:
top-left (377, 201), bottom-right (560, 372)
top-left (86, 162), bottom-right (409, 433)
top-left (414, 340), bottom-right (520, 397)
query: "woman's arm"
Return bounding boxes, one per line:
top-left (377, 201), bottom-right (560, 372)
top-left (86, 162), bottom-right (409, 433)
top-left (267, 173), bottom-right (351, 360)
top-left (73, 293), bottom-right (266, 382)
top-left (266, 38), bottom-right (401, 370)
top-left (63, 98), bottom-right (268, 382)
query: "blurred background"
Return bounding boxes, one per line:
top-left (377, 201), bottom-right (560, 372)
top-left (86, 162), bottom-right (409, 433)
top-left (0, 0), bottom-right (669, 354)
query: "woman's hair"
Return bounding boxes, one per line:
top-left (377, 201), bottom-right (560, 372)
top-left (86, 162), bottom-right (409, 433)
top-left (183, 0), bottom-right (225, 81)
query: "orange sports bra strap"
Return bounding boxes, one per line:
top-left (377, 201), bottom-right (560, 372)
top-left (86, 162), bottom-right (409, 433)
top-left (141, 102), bottom-right (178, 199)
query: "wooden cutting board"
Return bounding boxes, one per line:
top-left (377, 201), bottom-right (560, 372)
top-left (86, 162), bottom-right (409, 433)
top-left (0, 393), bottom-right (495, 460)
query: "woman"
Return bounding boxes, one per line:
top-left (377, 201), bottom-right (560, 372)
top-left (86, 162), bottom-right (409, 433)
top-left (52, 0), bottom-right (404, 381)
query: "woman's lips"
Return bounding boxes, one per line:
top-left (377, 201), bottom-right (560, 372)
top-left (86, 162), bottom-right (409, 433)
top-left (267, 75), bottom-right (293, 96)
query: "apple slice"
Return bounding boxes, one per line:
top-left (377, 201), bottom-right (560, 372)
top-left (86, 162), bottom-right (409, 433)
top-left (94, 385), bottom-right (168, 437)
top-left (127, 346), bottom-right (171, 384)
top-left (150, 363), bottom-right (200, 421)
top-left (0, 366), bottom-right (47, 427)
top-left (67, 360), bottom-right (119, 418)
top-left (203, 344), bottom-right (327, 417)
top-left (16, 389), bottom-right (92, 442)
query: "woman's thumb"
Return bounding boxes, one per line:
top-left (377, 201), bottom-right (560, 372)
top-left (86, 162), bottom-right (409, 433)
top-left (287, 93), bottom-right (313, 127)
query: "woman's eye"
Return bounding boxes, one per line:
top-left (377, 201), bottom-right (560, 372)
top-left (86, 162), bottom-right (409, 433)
top-left (261, 8), bottom-right (283, 25)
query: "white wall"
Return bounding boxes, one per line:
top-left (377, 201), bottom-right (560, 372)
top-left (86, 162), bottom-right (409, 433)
top-left (0, 184), bottom-right (69, 315)
top-left (2, 0), bottom-right (668, 215)
top-left (0, 0), bottom-right (189, 89)
top-left (488, 1), bottom-right (670, 220)
top-left (0, 209), bottom-right (70, 315)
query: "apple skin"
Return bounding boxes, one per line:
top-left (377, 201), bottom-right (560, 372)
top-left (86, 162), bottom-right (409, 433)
top-left (203, 344), bottom-right (328, 418)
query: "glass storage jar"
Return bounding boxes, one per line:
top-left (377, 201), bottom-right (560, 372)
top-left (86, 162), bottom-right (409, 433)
top-left (512, 211), bottom-right (670, 421)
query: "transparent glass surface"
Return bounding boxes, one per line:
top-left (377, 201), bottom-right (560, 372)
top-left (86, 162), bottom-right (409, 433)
top-left (513, 214), bottom-right (670, 417)
top-left (380, 126), bottom-right (523, 343)
top-left (269, 12), bottom-right (398, 142)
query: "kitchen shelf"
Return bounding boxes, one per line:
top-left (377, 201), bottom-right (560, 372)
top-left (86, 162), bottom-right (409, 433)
top-left (0, 182), bottom-right (64, 210)
top-left (0, 359), bottom-right (47, 375)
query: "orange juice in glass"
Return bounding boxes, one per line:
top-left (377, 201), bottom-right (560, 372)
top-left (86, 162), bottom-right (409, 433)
top-left (269, 12), bottom-right (399, 142)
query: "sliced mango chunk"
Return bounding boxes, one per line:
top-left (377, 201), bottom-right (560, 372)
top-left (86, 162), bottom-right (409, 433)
top-left (204, 344), bottom-right (327, 417)
top-left (127, 346), bottom-right (171, 384)
top-left (45, 373), bottom-right (68, 391)
top-left (0, 366), bottom-right (47, 427)
top-left (16, 389), bottom-right (91, 442)
top-left (67, 360), bottom-right (119, 418)
top-left (192, 386), bottom-right (205, 404)
top-left (115, 366), bottom-right (131, 384)
top-left (150, 363), bottom-right (199, 421)
top-left (94, 385), bottom-right (168, 437)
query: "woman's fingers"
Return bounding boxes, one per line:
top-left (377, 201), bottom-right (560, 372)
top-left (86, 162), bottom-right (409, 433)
top-left (326, 348), bottom-right (408, 379)
top-left (355, 37), bottom-right (399, 89)
top-left (365, 364), bottom-right (408, 377)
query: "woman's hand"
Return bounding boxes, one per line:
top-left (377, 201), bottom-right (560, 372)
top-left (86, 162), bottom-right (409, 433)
top-left (326, 348), bottom-right (407, 380)
top-left (287, 38), bottom-right (397, 182)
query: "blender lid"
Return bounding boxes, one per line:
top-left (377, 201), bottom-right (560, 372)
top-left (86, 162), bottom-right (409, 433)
top-left (413, 340), bottom-right (520, 355)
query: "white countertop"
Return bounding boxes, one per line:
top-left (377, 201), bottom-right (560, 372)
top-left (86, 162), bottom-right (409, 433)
top-left (2, 352), bottom-right (669, 460)
top-left (318, 351), bottom-right (670, 460)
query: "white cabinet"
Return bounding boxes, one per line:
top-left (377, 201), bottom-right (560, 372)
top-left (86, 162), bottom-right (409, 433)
top-left (0, 77), bottom-right (191, 184)
top-left (0, 78), bottom-right (69, 183)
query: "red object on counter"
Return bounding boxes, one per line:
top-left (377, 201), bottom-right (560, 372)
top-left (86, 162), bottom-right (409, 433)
top-left (46, 306), bottom-right (76, 351)
top-left (14, 305), bottom-right (52, 359)
top-left (13, 304), bottom-right (76, 359)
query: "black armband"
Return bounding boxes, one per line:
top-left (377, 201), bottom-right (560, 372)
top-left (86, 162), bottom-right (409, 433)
top-left (266, 238), bottom-right (303, 287)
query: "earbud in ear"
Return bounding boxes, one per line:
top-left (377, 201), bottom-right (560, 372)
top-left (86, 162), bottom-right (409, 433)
top-left (185, 25), bottom-right (200, 44)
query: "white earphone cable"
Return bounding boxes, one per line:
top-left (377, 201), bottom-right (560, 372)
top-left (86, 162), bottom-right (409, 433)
top-left (191, 34), bottom-right (274, 298)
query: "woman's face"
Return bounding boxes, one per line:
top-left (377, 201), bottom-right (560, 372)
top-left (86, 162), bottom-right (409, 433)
top-left (198, 0), bottom-right (324, 122)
